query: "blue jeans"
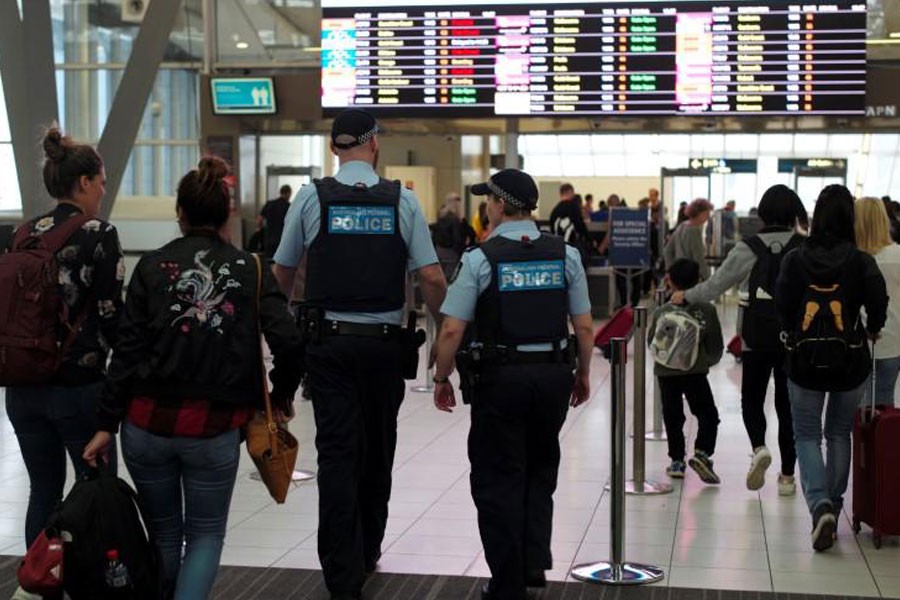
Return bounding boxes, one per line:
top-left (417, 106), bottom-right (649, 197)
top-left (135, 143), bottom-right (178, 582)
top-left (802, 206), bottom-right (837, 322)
top-left (5, 382), bottom-right (117, 547)
top-left (861, 356), bottom-right (900, 408)
top-left (122, 422), bottom-right (240, 600)
top-left (788, 380), bottom-right (864, 515)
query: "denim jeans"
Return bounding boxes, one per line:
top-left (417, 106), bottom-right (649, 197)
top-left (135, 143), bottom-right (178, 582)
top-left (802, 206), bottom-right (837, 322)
top-left (5, 382), bottom-right (117, 547)
top-left (788, 380), bottom-right (864, 515)
top-left (122, 422), bottom-right (240, 600)
top-left (861, 356), bottom-right (900, 408)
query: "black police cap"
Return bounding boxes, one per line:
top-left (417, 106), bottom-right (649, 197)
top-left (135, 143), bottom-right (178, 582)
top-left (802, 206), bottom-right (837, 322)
top-left (331, 108), bottom-right (380, 150)
top-left (471, 169), bottom-right (539, 211)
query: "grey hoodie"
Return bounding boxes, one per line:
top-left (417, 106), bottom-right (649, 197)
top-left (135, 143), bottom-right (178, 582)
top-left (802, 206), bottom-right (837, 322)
top-left (683, 228), bottom-right (799, 350)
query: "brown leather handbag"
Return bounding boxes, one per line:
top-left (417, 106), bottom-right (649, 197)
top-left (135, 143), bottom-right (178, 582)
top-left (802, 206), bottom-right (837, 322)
top-left (245, 255), bottom-right (299, 503)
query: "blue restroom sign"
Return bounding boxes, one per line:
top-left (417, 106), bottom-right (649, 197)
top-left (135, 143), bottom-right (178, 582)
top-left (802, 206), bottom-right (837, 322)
top-left (498, 261), bottom-right (565, 292)
top-left (328, 206), bottom-right (395, 234)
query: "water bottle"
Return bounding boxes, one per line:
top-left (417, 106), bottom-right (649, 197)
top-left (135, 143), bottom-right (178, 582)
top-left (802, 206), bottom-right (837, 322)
top-left (104, 549), bottom-right (132, 592)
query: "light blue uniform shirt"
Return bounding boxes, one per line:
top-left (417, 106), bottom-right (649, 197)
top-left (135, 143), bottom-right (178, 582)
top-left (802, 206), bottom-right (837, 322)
top-left (441, 220), bottom-right (591, 351)
top-left (274, 161), bottom-right (438, 325)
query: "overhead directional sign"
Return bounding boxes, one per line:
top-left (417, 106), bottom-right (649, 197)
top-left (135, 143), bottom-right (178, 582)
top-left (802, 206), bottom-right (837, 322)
top-left (211, 78), bottom-right (277, 115)
top-left (688, 158), bottom-right (758, 174)
top-left (777, 158), bottom-right (847, 173)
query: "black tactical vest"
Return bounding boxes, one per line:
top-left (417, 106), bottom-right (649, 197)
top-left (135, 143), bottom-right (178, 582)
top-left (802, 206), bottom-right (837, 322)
top-left (474, 233), bottom-right (569, 346)
top-left (305, 177), bottom-right (408, 312)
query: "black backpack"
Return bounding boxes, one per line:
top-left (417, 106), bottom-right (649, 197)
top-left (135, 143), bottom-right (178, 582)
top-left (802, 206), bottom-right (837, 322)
top-left (742, 234), bottom-right (801, 350)
top-left (46, 467), bottom-right (161, 600)
top-left (784, 278), bottom-right (870, 392)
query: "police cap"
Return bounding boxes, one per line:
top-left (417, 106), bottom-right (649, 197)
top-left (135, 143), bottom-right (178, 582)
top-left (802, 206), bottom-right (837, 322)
top-left (331, 108), bottom-right (380, 150)
top-left (471, 169), bottom-right (539, 211)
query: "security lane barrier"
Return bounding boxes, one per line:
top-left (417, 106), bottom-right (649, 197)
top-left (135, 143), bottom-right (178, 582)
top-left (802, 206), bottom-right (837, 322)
top-left (570, 337), bottom-right (665, 585)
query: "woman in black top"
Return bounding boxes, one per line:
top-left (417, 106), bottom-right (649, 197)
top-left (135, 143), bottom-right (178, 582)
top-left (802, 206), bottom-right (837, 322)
top-left (5, 128), bottom-right (124, 553)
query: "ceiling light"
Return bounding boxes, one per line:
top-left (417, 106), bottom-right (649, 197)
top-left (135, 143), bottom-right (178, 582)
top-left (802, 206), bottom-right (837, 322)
top-left (890, 32), bottom-right (900, 38)
top-left (867, 38), bottom-right (900, 45)
top-left (236, 41), bottom-right (250, 49)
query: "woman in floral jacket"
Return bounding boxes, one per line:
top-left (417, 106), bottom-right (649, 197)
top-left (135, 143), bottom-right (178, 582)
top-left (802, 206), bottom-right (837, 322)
top-left (84, 157), bottom-right (304, 599)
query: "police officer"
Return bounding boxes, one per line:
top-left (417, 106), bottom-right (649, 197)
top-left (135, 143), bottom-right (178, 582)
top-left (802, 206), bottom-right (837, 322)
top-left (273, 108), bottom-right (447, 600)
top-left (431, 169), bottom-right (594, 599)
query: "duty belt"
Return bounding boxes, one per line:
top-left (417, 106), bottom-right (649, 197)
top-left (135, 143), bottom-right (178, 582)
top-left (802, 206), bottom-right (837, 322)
top-left (472, 341), bottom-right (576, 366)
top-left (323, 320), bottom-right (401, 339)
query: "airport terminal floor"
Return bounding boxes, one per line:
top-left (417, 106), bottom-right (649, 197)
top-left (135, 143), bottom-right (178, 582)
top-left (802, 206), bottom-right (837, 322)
top-left (0, 299), bottom-right (897, 599)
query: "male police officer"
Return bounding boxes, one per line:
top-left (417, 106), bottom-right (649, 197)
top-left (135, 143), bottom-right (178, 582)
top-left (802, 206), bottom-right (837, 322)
top-left (431, 169), bottom-right (594, 599)
top-left (273, 108), bottom-right (447, 600)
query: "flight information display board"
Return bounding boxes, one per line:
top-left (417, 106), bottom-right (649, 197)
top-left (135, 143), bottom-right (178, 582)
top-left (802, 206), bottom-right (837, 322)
top-left (321, 0), bottom-right (867, 117)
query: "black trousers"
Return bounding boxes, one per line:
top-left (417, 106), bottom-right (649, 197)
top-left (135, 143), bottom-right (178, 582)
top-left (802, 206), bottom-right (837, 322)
top-left (469, 363), bottom-right (573, 600)
top-left (741, 349), bottom-right (795, 476)
top-left (306, 335), bottom-right (405, 596)
top-left (658, 373), bottom-right (720, 461)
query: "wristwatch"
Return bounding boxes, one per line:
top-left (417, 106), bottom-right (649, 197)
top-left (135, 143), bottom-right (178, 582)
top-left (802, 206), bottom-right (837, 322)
top-left (432, 375), bottom-right (450, 384)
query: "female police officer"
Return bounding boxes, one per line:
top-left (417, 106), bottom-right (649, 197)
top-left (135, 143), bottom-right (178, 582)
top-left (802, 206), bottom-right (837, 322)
top-left (431, 169), bottom-right (594, 599)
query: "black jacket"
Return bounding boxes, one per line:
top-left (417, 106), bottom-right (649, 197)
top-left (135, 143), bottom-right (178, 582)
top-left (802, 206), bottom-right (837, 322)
top-left (775, 236), bottom-right (888, 388)
top-left (99, 232), bottom-right (304, 430)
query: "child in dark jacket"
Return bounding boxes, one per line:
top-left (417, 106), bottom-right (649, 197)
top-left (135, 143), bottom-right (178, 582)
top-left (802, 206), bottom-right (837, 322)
top-left (649, 258), bottom-right (724, 483)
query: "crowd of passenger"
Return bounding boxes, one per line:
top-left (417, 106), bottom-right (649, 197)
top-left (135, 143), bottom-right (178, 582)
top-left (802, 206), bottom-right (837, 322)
top-left (2, 122), bottom-right (897, 600)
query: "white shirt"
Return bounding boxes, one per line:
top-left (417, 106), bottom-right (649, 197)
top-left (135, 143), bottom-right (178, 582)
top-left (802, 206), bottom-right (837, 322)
top-left (873, 244), bottom-right (900, 359)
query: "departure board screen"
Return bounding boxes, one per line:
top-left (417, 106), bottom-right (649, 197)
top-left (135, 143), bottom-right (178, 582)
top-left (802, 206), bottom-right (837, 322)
top-left (320, 0), bottom-right (867, 117)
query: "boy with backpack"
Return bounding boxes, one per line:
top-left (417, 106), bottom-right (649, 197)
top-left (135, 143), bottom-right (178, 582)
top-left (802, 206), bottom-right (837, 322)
top-left (649, 258), bottom-right (724, 483)
top-left (670, 185), bottom-right (805, 495)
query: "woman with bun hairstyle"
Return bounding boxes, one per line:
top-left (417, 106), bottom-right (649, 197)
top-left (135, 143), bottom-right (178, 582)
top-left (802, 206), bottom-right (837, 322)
top-left (83, 157), bottom-right (304, 599)
top-left (5, 128), bottom-right (123, 563)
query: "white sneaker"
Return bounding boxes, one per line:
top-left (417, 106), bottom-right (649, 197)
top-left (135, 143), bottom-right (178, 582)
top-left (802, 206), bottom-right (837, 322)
top-left (11, 587), bottom-right (43, 600)
top-left (778, 474), bottom-right (797, 496)
top-left (746, 446), bottom-right (772, 491)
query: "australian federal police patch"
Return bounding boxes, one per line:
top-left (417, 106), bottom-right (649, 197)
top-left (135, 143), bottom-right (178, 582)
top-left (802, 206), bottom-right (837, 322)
top-left (328, 206), bottom-right (395, 235)
top-left (498, 260), bottom-right (565, 292)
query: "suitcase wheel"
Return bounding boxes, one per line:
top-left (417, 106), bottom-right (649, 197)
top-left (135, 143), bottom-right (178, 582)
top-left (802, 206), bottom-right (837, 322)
top-left (852, 520), bottom-right (861, 535)
top-left (873, 532), bottom-right (883, 549)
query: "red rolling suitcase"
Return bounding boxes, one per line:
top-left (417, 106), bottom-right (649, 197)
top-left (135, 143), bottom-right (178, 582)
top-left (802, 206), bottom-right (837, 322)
top-left (852, 350), bottom-right (900, 549)
top-left (594, 306), bottom-right (634, 358)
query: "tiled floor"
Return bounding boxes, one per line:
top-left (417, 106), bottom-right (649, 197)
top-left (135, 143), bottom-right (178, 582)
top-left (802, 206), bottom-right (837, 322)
top-left (0, 297), bottom-right (898, 597)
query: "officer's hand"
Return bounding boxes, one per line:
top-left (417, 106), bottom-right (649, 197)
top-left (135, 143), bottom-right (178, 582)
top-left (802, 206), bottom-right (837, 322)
top-left (434, 382), bottom-right (457, 413)
top-left (670, 290), bottom-right (685, 305)
top-left (428, 346), bottom-right (438, 370)
top-left (571, 370), bottom-right (590, 408)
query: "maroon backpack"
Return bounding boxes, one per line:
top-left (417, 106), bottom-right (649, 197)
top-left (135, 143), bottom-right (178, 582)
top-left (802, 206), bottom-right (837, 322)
top-left (0, 214), bottom-right (92, 385)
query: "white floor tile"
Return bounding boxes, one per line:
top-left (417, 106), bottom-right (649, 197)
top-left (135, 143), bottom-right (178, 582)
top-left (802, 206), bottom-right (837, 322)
top-left (388, 534), bottom-right (482, 557)
top-left (771, 570), bottom-right (881, 596)
top-left (219, 545), bottom-right (289, 567)
top-left (667, 566), bottom-right (772, 592)
top-left (877, 575), bottom-right (900, 598)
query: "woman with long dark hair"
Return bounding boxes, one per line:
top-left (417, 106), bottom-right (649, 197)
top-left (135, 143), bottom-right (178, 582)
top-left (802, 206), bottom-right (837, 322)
top-left (83, 157), bottom-right (304, 599)
top-left (775, 185), bottom-right (888, 552)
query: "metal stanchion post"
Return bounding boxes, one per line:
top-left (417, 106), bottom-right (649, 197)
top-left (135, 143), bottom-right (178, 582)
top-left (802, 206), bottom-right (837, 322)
top-left (646, 288), bottom-right (667, 442)
top-left (411, 311), bottom-right (435, 393)
top-left (571, 338), bottom-right (665, 585)
top-left (626, 307), bottom-right (672, 495)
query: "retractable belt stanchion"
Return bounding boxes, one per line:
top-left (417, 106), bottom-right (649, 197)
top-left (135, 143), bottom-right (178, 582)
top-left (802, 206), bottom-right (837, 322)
top-left (646, 288), bottom-right (667, 442)
top-left (571, 337), bottom-right (665, 585)
top-left (411, 310), bottom-right (435, 393)
top-left (625, 307), bottom-right (672, 496)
